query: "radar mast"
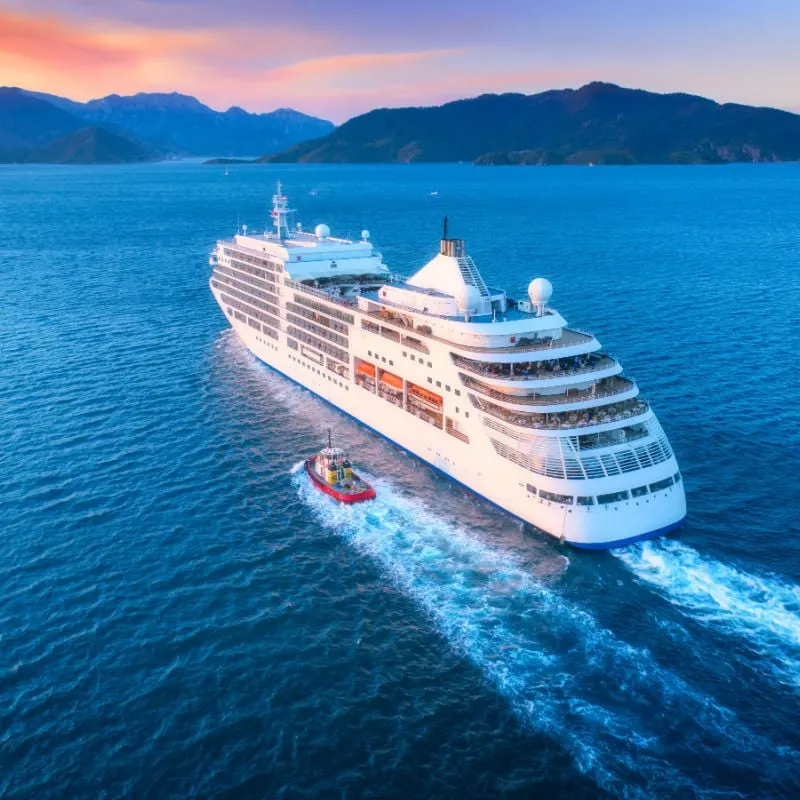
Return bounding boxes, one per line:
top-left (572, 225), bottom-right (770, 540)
top-left (270, 181), bottom-right (294, 239)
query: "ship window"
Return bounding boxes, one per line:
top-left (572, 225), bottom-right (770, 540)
top-left (446, 385), bottom-right (451, 392)
top-left (465, 412), bottom-right (469, 418)
top-left (403, 351), bottom-right (407, 357)
top-left (411, 355), bottom-right (416, 361)
top-left (597, 491), bottom-right (629, 504)
top-left (650, 477), bottom-right (674, 492)
top-left (631, 485), bottom-right (649, 498)
top-left (540, 490), bottom-right (573, 505)
top-left (368, 350), bottom-right (372, 356)
top-left (455, 407), bottom-right (459, 413)
top-left (576, 496), bottom-right (594, 506)
top-left (427, 377), bottom-right (433, 384)
top-left (436, 381), bottom-right (441, 388)
top-left (455, 389), bottom-right (461, 396)
top-left (673, 471), bottom-right (682, 483)
top-left (526, 484), bottom-right (537, 495)
top-left (389, 360), bottom-right (394, 366)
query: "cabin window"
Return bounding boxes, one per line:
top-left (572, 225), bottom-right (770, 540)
top-left (436, 381), bottom-right (442, 388)
top-left (465, 412), bottom-right (470, 418)
top-left (455, 407), bottom-right (459, 413)
top-left (576, 496), bottom-right (594, 506)
top-left (445, 385), bottom-right (451, 392)
top-left (631, 486), bottom-right (649, 498)
top-left (368, 350), bottom-right (372, 356)
top-left (427, 377), bottom-right (433, 384)
top-left (411, 355), bottom-right (416, 361)
top-left (455, 389), bottom-right (461, 396)
top-left (402, 351), bottom-right (407, 357)
top-left (540, 490), bottom-right (573, 505)
top-left (597, 491), bottom-right (629, 504)
top-left (526, 484), bottom-right (537, 495)
top-left (673, 471), bottom-right (682, 483)
top-left (650, 477), bottom-right (674, 493)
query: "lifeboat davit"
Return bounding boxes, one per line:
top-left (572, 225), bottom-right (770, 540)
top-left (304, 431), bottom-right (376, 504)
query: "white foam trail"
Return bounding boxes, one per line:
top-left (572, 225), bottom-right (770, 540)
top-left (615, 540), bottom-right (800, 683)
top-left (294, 475), bottom-right (793, 798)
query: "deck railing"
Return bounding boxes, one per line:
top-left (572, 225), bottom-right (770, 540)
top-left (451, 353), bottom-right (617, 381)
top-left (460, 374), bottom-right (636, 407)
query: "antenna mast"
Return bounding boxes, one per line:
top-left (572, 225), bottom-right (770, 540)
top-left (271, 180), bottom-right (294, 239)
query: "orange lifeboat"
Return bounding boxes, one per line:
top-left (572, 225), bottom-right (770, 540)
top-left (356, 361), bottom-right (376, 378)
top-left (379, 371), bottom-right (403, 390)
top-left (408, 384), bottom-right (443, 407)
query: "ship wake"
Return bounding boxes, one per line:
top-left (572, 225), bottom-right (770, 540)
top-left (615, 539), bottom-right (800, 685)
top-left (294, 473), bottom-right (795, 799)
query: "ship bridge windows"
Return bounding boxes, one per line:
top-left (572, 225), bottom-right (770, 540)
top-left (631, 485), bottom-right (649, 498)
top-left (576, 496), bottom-right (594, 506)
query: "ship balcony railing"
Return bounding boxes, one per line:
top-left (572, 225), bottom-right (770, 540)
top-left (454, 328), bottom-right (594, 355)
top-left (451, 352), bottom-right (618, 381)
top-left (474, 396), bottom-right (649, 431)
top-left (284, 277), bottom-right (357, 308)
top-left (576, 426), bottom-right (650, 450)
top-left (362, 303), bottom-right (590, 355)
top-left (362, 313), bottom-right (430, 353)
top-left (461, 374), bottom-right (636, 407)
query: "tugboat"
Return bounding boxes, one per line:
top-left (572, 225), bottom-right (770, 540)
top-left (305, 431), bottom-right (376, 503)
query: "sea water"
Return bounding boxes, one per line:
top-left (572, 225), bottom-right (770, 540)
top-left (1, 162), bottom-right (799, 799)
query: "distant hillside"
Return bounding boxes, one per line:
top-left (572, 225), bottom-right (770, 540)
top-left (263, 82), bottom-right (800, 165)
top-left (0, 88), bottom-right (85, 150)
top-left (31, 90), bottom-right (334, 157)
top-left (20, 127), bottom-right (154, 165)
top-left (0, 88), bottom-right (152, 163)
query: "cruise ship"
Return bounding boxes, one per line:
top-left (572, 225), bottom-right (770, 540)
top-left (209, 184), bottom-right (686, 549)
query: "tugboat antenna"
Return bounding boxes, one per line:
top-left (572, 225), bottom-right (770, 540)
top-left (328, 428), bottom-right (332, 449)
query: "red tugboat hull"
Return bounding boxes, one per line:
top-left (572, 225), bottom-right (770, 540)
top-left (304, 457), bottom-right (376, 503)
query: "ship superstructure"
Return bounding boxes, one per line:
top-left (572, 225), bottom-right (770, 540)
top-left (209, 183), bottom-right (686, 548)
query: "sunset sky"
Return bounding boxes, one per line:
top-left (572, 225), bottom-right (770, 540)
top-left (2, 0), bottom-right (799, 123)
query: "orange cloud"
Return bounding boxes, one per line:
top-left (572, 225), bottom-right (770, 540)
top-left (258, 50), bottom-right (460, 85)
top-left (0, 8), bottom-right (586, 121)
top-left (0, 10), bottom-right (205, 71)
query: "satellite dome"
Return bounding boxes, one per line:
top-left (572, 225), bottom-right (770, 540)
top-left (361, 229), bottom-right (370, 240)
top-left (315, 223), bottom-right (330, 239)
top-left (455, 284), bottom-right (482, 316)
top-left (528, 277), bottom-right (553, 305)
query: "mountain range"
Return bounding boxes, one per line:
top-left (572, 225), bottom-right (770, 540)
top-left (263, 82), bottom-right (800, 165)
top-left (0, 87), bottom-right (333, 164)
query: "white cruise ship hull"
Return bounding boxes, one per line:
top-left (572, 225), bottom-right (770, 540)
top-left (216, 301), bottom-right (686, 549)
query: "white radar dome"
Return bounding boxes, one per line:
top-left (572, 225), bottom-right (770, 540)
top-left (528, 277), bottom-right (553, 305)
top-left (361, 229), bottom-right (370, 240)
top-left (455, 284), bottom-right (482, 315)
top-left (315, 223), bottom-right (331, 239)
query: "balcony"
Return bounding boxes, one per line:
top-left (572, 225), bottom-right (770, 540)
top-left (361, 317), bottom-right (430, 353)
top-left (455, 328), bottom-right (594, 354)
top-left (461, 374), bottom-right (637, 408)
top-left (472, 396), bottom-right (649, 431)
top-left (452, 352), bottom-right (618, 382)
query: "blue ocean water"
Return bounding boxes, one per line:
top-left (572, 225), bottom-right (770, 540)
top-left (1, 162), bottom-right (799, 799)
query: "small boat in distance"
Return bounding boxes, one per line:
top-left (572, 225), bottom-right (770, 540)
top-left (305, 431), bottom-right (376, 503)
